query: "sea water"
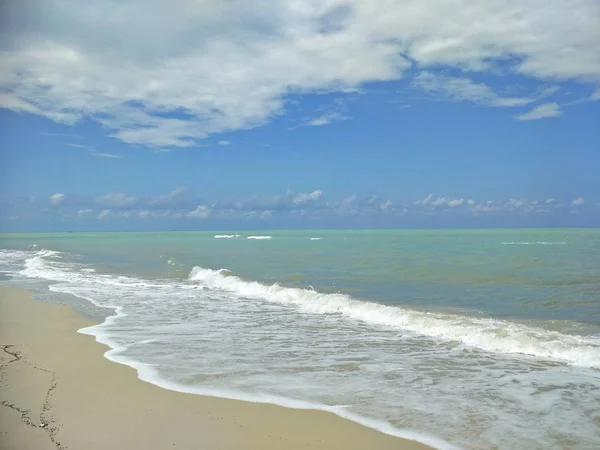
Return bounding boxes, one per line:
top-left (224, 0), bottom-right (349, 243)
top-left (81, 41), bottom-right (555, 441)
top-left (1, 229), bottom-right (599, 449)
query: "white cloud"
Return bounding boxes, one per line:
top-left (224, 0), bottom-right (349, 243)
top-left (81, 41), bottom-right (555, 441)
top-left (77, 208), bottom-right (93, 216)
top-left (339, 195), bottom-right (356, 209)
top-left (30, 188), bottom-right (599, 223)
top-left (89, 150), bottom-right (122, 158)
top-left (414, 72), bottom-right (533, 107)
top-left (95, 192), bottom-right (138, 208)
top-left (187, 205), bottom-right (211, 219)
top-left (417, 193), bottom-right (466, 208)
top-left (296, 111), bottom-right (350, 128)
top-left (416, 193), bottom-right (435, 205)
top-left (66, 143), bottom-right (94, 150)
top-left (2, 1), bottom-right (598, 147)
top-left (515, 102), bottom-right (562, 121)
top-left (98, 209), bottom-right (111, 220)
top-left (380, 200), bottom-right (392, 210)
top-left (291, 189), bottom-right (323, 204)
top-left (592, 89), bottom-right (600, 101)
top-left (41, 132), bottom-right (82, 138)
top-left (48, 193), bottom-right (65, 206)
top-left (447, 199), bottom-right (465, 207)
top-left (67, 142), bottom-right (121, 158)
top-left (218, 140), bottom-right (231, 146)
top-left (470, 201), bottom-right (501, 213)
top-left (151, 187), bottom-right (188, 206)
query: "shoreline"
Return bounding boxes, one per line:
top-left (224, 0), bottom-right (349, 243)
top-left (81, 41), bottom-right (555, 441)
top-left (0, 286), bottom-right (435, 450)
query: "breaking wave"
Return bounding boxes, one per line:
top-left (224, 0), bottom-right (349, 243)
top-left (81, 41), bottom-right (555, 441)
top-left (188, 266), bottom-right (600, 368)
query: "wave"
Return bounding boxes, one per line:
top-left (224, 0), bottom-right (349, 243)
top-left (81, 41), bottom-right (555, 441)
top-left (12, 249), bottom-right (457, 450)
top-left (501, 241), bottom-right (566, 245)
top-left (74, 325), bottom-right (458, 450)
top-left (188, 266), bottom-right (600, 368)
top-left (214, 235), bottom-right (241, 239)
top-left (247, 236), bottom-right (272, 240)
top-left (310, 237), bottom-right (322, 240)
top-left (38, 249), bottom-right (62, 257)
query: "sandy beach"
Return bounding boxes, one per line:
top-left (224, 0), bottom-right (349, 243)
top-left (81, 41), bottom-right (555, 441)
top-left (0, 286), bottom-right (432, 450)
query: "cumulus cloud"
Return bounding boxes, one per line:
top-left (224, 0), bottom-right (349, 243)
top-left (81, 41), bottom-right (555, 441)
top-left (98, 210), bottom-right (111, 220)
top-left (95, 192), bottom-right (138, 208)
top-left (2, 1), bottom-right (599, 147)
top-left (380, 200), bottom-right (392, 210)
top-left (291, 189), bottom-right (323, 204)
top-left (470, 201), bottom-right (502, 213)
top-left (417, 193), bottom-right (469, 208)
top-left (414, 72), bottom-right (534, 107)
top-left (48, 193), bottom-right (65, 206)
top-left (77, 208), bottom-right (93, 216)
top-left (187, 205), bottom-right (211, 219)
top-left (447, 199), bottom-right (465, 207)
top-left (150, 187), bottom-right (189, 207)
top-left (22, 188), bottom-right (598, 225)
top-left (515, 102), bottom-right (562, 120)
top-left (338, 195), bottom-right (357, 209)
top-left (505, 199), bottom-right (526, 209)
top-left (221, 189), bottom-right (324, 211)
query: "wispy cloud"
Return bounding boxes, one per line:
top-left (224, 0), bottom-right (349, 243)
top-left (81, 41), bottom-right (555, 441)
top-left (66, 142), bottom-right (121, 158)
top-left (218, 140), bottom-right (231, 146)
top-left (414, 72), bottom-right (534, 107)
top-left (515, 103), bottom-right (562, 121)
top-left (89, 150), bottom-right (122, 158)
top-left (95, 192), bottom-right (138, 208)
top-left (301, 111), bottom-right (350, 128)
top-left (40, 132), bottom-right (82, 138)
top-left (290, 99), bottom-right (351, 130)
top-left (66, 143), bottom-right (94, 150)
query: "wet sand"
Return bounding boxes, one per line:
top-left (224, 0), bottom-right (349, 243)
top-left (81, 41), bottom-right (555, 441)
top-left (0, 286), bottom-right (433, 450)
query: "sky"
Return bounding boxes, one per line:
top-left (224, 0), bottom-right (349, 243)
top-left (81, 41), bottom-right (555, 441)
top-left (0, 0), bottom-right (599, 231)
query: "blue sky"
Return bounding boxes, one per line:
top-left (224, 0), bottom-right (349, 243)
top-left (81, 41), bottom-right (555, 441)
top-left (1, 0), bottom-right (599, 231)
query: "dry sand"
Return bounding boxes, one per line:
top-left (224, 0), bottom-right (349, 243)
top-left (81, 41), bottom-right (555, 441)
top-left (0, 286), bottom-right (433, 450)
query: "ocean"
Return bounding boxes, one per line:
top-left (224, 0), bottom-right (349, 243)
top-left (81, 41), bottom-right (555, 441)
top-left (1, 229), bottom-right (599, 449)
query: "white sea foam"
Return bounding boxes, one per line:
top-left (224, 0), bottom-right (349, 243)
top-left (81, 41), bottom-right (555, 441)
top-left (188, 266), bottom-right (600, 368)
top-left (6, 248), bottom-right (600, 449)
top-left (103, 360), bottom-right (461, 450)
top-left (247, 236), bottom-right (272, 240)
top-left (310, 237), bottom-right (322, 240)
top-left (214, 234), bottom-right (241, 239)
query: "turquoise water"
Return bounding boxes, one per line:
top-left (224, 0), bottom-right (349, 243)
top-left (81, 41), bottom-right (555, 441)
top-left (1, 229), bottom-right (599, 449)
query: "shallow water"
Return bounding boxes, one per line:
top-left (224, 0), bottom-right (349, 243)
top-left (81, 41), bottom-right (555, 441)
top-left (1, 229), bottom-right (599, 449)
